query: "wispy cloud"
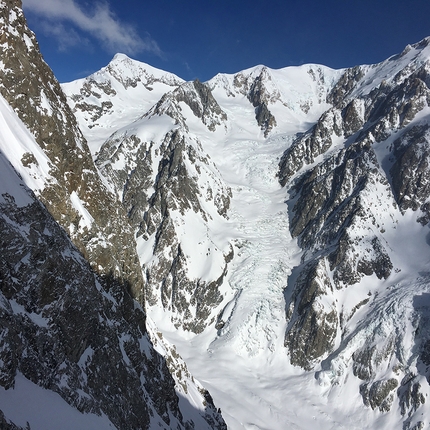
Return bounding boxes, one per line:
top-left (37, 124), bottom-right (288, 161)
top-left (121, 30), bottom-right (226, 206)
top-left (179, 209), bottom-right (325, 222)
top-left (21, 0), bottom-right (162, 56)
top-left (40, 22), bottom-right (91, 52)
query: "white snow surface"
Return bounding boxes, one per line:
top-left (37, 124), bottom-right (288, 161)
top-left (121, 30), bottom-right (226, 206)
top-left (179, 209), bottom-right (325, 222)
top-left (0, 373), bottom-right (116, 429)
top-left (70, 190), bottom-right (94, 230)
top-left (0, 93), bottom-right (54, 201)
top-left (63, 51), bottom-right (430, 430)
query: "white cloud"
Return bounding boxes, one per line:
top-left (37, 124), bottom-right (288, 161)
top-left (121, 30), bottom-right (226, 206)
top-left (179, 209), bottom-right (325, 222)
top-left (40, 22), bottom-right (90, 52)
top-left (21, 0), bottom-right (162, 56)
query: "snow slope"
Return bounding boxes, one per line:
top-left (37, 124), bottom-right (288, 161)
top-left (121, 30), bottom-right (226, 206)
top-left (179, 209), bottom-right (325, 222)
top-left (0, 93), bottom-right (54, 198)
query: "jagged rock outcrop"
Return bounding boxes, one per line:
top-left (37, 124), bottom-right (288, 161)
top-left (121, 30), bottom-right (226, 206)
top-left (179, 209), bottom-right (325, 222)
top-left (285, 259), bottom-right (338, 370)
top-left (247, 68), bottom-right (277, 136)
top-left (0, 0), bottom-right (144, 299)
top-left (390, 124), bottom-right (430, 224)
top-left (360, 378), bottom-right (398, 412)
top-left (0, 155), bottom-right (226, 429)
top-left (146, 79), bottom-right (228, 132)
top-left (288, 137), bottom-right (394, 287)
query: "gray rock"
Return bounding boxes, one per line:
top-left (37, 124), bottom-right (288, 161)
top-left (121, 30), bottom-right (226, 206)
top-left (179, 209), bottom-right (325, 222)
top-left (96, 124), bottom-right (232, 333)
top-left (360, 378), bottom-right (398, 412)
top-left (0, 177), bottom-right (171, 428)
top-left (285, 259), bottom-right (338, 370)
top-left (147, 79), bottom-right (227, 132)
top-left (247, 69), bottom-right (277, 136)
top-left (390, 124), bottom-right (430, 223)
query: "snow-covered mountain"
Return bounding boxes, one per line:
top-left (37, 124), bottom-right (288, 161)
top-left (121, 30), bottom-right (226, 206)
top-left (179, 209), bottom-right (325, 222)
top-left (2, 0), bottom-right (430, 429)
top-left (62, 38), bottom-right (430, 430)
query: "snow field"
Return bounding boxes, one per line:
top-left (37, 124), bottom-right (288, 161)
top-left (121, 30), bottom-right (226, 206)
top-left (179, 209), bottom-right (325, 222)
top-left (0, 94), bottom-right (54, 201)
top-left (152, 113), bottom-right (315, 428)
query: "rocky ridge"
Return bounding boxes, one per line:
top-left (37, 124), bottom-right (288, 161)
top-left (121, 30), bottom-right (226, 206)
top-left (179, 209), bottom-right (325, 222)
top-left (0, 148), bottom-right (225, 429)
top-left (0, 0), bottom-right (144, 300)
top-left (63, 53), bottom-right (184, 152)
top-left (95, 88), bottom-right (233, 333)
top-left (279, 37), bottom-right (430, 424)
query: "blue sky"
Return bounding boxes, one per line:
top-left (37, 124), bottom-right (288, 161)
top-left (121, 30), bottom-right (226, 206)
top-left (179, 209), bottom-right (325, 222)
top-left (22, 0), bottom-right (430, 83)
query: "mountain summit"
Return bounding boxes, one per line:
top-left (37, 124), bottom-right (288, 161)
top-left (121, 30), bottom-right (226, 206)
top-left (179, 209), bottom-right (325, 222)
top-left (1, 1), bottom-right (430, 429)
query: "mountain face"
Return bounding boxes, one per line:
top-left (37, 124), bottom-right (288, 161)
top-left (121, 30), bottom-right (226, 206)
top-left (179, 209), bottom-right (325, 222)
top-left (0, 1), bottom-right (226, 429)
top-left (3, 1), bottom-right (430, 429)
top-left (0, 139), bottom-right (225, 429)
top-left (279, 39), bottom-right (430, 364)
top-left (67, 57), bottom-right (339, 340)
top-left (63, 40), bottom-right (430, 430)
top-left (277, 39), bottom-right (430, 426)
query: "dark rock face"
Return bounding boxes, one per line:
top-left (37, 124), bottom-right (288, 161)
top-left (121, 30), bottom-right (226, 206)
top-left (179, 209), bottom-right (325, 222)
top-left (326, 66), bottom-right (365, 106)
top-left (186, 79), bottom-right (228, 131)
top-left (247, 69), bottom-right (277, 136)
top-left (0, 172), bottom-right (180, 429)
top-left (0, 175), bottom-right (226, 429)
top-left (289, 138), bottom-right (394, 290)
top-left (399, 375), bottom-right (426, 418)
top-left (0, 0), bottom-right (144, 300)
top-left (254, 102), bottom-right (276, 136)
top-left (360, 378), bottom-right (398, 412)
top-left (229, 66), bottom-right (281, 136)
top-left (147, 79), bottom-right (228, 132)
top-left (278, 107), bottom-right (343, 185)
top-left (285, 260), bottom-right (337, 370)
top-left (0, 410), bottom-right (25, 430)
top-left (390, 124), bottom-right (430, 223)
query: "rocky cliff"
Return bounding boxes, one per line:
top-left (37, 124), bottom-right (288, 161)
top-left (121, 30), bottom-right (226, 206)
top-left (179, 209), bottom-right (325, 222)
top-left (0, 146), bottom-right (225, 429)
top-left (0, 0), bottom-right (143, 300)
top-left (95, 81), bottom-right (233, 333)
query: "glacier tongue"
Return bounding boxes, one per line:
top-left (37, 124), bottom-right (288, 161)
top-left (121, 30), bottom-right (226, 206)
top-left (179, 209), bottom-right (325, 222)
top-left (205, 132), bottom-right (299, 357)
